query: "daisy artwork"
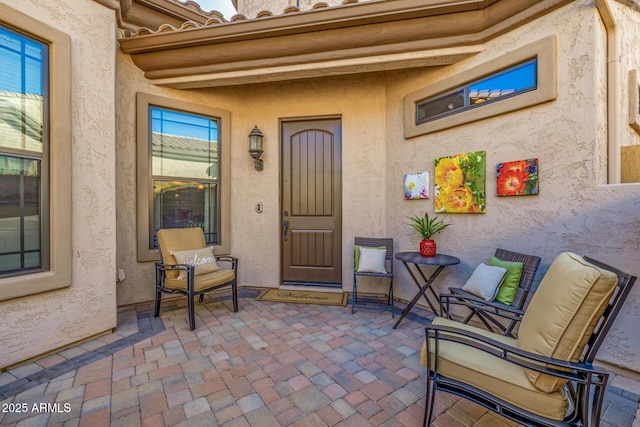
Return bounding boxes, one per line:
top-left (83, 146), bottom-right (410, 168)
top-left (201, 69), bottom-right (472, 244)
top-left (404, 172), bottom-right (429, 200)
top-left (434, 151), bottom-right (486, 213)
top-left (496, 158), bottom-right (539, 196)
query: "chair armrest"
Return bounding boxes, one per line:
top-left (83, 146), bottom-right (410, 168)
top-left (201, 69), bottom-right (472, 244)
top-left (155, 261), bottom-right (196, 291)
top-left (439, 292), bottom-right (525, 320)
top-left (155, 261), bottom-right (194, 275)
top-left (425, 322), bottom-right (608, 383)
top-left (216, 255), bottom-right (238, 273)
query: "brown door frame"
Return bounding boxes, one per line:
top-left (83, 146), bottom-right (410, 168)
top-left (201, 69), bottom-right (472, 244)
top-left (279, 115), bottom-right (342, 288)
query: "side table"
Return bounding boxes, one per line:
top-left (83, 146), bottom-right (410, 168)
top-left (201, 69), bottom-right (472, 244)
top-left (393, 252), bottom-right (460, 329)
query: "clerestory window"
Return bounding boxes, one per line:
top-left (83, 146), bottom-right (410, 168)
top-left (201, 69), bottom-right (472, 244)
top-left (416, 59), bottom-right (537, 125)
top-left (404, 36), bottom-right (557, 138)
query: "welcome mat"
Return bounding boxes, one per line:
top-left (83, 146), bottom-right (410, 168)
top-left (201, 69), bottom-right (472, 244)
top-left (257, 289), bottom-right (348, 306)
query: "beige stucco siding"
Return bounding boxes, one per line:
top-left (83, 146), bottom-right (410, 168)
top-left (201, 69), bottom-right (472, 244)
top-left (0, 0), bottom-right (117, 368)
top-left (116, 51), bottom-right (387, 303)
top-left (385, 0), bottom-right (640, 372)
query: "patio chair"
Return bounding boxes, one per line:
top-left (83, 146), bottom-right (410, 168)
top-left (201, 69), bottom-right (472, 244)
top-left (352, 237), bottom-right (394, 317)
top-left (421, 252), bottom-right (636, 427)
top-left (155, 227), bottom-right (238, 330)
top-left (442, 248), bottom-right (541, 337)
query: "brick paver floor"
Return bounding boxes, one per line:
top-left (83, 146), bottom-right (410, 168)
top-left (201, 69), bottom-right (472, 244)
top-left (0, 288), bottom-right (638, 426)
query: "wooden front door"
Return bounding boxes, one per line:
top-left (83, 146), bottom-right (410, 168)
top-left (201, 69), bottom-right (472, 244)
top-left (281, 118), bottom-right (342, 287)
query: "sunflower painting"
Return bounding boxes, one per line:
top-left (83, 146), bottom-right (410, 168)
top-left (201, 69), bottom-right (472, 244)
top-left (434, 151), bottom-right (486, 213)
top-left (404, 171), bottom-right (429, 199)
top-left (496, 158), bottom-right (539, 196)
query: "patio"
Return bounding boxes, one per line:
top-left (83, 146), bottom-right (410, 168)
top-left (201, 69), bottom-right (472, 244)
top-left (0, 289), bottom-right (639, 427)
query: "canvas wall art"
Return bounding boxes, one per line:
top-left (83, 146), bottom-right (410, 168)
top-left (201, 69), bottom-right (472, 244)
top-left (404, 171), bottom-right (429, 199)
top-left (434, 151), bottom-right (486, 213)
top-left (496, 158), bottom-right (539, 196)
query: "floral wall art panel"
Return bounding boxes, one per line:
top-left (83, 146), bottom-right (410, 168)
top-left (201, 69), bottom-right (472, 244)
top-left (496, 158), bottom-right (539, 196)
top-left (434, 150), bottom-right (486, 213)
top-left (404, 171), bottom-right (430, 199)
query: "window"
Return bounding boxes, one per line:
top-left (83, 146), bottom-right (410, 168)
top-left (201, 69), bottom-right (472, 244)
top-left (404, 36), bottom-right (557, 138)
top-left (150, 107), bottom-right (220, 247)
top-left (416, 59), bottom-right (537, 124)
top-left (0, 25), bottom-right (47, 277)
top-left (0, 3), bottom-right (71, 301)
top-left (137, 93), bottom-right (231, 262)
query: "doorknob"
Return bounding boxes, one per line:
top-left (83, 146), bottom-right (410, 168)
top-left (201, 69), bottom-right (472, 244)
top-left (283, 220), bottom-right (289, 241)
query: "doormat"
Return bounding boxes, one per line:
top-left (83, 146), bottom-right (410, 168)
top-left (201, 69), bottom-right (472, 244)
top-left (257, 289), bottom-right (348, 306)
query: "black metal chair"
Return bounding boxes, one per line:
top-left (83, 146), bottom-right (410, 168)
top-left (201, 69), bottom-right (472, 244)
top-left (422, 253), bottom-right (636, 427)
top-left (155, 227), bottom-right (238, 330)
top-left (442, 248), bottom-right (541, 337)
top-left (352, 237), bottom-right (394, 317)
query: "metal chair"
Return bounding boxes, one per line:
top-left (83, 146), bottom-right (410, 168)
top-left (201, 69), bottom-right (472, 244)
top-left (154, 227), bottom-right (238, 330)
top-left (352, 237), bottom-right (394, 317)
top-left (422, 253), bottom-right (636, 427)
top-left (442, 248), bottom-right (541, 337)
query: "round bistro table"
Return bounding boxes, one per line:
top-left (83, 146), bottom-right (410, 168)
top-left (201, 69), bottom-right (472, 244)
top-left (392, 252), bottom-right (460, 329)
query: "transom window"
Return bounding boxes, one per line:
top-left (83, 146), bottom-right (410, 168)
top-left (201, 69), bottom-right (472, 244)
top-left (0, 25), bottom-right (48, 277)
top-left (150, 107), bottom-right (220, 249)
top-left (416, 59), bottom-right (537, 124)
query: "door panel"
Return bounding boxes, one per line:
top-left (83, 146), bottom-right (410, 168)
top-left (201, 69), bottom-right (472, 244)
top-left (281, 118), bottom-right (342, 287)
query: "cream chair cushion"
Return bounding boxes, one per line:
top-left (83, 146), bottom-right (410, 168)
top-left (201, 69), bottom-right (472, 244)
top-left (421, 317), bottom-right (569, 420)
top-left (462, 263), bottom-right (508, 301)
top-left (164, 269), bottom-right (235, 291)
top-left (357, 246), bottom-right (387, 273)
top-left (157, 228), bottom-right (208, 279)
top-left (518, 252), bottom-right (617, 393)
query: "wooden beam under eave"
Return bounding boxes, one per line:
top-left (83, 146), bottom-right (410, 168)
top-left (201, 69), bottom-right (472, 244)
top-left (148, 48), bottom-right (483, 89)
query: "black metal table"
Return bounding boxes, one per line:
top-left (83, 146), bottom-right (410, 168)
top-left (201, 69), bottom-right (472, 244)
top-left (393, 252), bottom-right (460, 328)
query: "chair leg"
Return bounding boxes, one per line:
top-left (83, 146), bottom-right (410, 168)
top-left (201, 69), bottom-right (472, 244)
top-left (232, 282), bottom-right (238, 312)
top-left (199, 294), bottom-right (204, 303)
top-left (154, 290), bottom-right (162, 317)
top-left (352, 275), bottom-right (357, 314)
top-left (389, 279), bottom-right (395, 319)
top-left (423, 374), bottom-right (437, 426)
top-left (188, 295), bottom-right (196, 330)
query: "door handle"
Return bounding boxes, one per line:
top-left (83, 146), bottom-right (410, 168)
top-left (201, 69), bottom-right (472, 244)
top-left (283, 220), bottom-right (289, 241)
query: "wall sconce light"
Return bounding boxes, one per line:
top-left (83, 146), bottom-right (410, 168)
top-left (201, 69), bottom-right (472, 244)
top-left (248, 125), bottom-right (264, 171)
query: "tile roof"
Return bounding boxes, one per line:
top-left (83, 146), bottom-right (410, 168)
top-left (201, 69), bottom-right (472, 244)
top-left (133, 0), bottom-right (365, 36)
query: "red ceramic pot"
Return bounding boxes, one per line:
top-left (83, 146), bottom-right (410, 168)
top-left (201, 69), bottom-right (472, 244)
top-left (420, 239), bottom-right (437, 257)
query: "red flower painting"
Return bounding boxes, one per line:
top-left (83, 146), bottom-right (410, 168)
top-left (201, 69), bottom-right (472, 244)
top-left (496, 158), bottom-right (538, 196)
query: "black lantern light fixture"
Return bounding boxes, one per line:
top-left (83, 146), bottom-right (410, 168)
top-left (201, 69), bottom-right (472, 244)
top-left (248, 125), bottom-right (264, 171)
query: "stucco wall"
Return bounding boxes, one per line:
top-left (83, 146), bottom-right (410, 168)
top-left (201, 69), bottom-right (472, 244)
top-left (115, 53), bottom-right (239, 305)
top-left (115, 55), bottom-right (388, 304)
top-left (0, 0), bottom-right (117, 369)
top-left (384, 0), bottom-right (640, 373)
top-left (113, 0), bottom-right (640, 373)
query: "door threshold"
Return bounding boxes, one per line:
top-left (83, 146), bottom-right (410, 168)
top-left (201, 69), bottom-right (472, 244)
top-left (279, 284), bottom-right (344, 293)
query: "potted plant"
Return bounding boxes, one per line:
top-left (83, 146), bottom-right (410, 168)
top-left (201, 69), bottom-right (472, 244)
top-left (405, 212), bottom-right (451, 257)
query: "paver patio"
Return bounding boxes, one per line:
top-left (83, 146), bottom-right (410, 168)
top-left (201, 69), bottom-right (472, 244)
top-left (0, 288), bottom-right (638, 426)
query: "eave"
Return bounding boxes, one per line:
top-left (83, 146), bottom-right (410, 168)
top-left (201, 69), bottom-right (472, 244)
top-left (117, 0), bottom-right (574, 88)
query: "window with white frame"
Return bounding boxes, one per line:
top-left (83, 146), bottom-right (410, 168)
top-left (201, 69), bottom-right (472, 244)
top-left (136, 93), bottom-right (231, 262)
top-left (0, 25), bottom-right (48, 277)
